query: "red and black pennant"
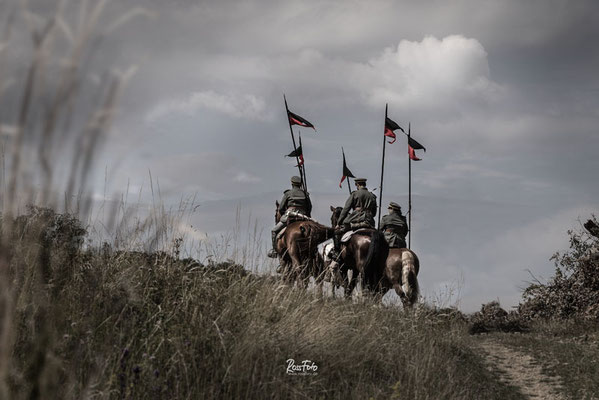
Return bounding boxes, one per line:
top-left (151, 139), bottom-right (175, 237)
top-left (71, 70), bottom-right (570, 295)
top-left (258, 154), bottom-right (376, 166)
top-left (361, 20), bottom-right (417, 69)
top-left (286, 146), bottom-right (304, 166)
top-left (339, 151), bottom-right (355, 188)
top-left (384, 117), bottom-right (404, 144)
top-left (288, 110), bottom-right (315, 129)
top-left (408, 136), bottom-right (426, 161)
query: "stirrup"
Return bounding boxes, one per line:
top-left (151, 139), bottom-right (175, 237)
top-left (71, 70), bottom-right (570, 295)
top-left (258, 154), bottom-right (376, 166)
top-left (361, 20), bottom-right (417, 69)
top-left (267, 249), bottom-right (278, 258)
top-left (328, 248), bottom-right (340, 261)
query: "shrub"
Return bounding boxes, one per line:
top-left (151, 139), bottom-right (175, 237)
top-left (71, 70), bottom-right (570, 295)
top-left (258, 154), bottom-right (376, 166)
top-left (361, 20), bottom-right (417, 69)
top-left (468, 301), bottom-right (528, 334)
top-left (519, 216), bottom-right (599, 320)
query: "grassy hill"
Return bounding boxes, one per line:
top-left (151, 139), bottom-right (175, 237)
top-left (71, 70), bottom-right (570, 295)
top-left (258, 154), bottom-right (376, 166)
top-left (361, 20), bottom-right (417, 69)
top-left (1, 207), bottom-right (598, 399)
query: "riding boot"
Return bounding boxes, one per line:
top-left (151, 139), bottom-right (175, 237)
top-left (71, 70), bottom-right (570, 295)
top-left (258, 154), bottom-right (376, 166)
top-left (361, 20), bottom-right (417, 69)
top-left (329, 232), bottom-right (342, 260)
top-left (267, 231), bottom-right (278, 258)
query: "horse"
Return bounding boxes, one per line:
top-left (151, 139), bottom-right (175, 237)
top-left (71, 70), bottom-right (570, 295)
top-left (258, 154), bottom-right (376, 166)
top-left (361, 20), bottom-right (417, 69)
top-left (273, 201), bottom-right (334, 287)
top-left (383, 248), bottom-right (420, 307)
top-left (329, 206), bottom-right (389, 298)
top-left (330, 206), bottom-right (420, 306)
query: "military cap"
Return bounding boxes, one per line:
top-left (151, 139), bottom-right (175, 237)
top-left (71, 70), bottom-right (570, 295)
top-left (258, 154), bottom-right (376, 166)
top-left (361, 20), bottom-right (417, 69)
top-left (354, 178), bottom-right (367, 184)
top-left (388, 201), bottom-right (401, 211)
top-left (290, 176), bottom-right (302, 185)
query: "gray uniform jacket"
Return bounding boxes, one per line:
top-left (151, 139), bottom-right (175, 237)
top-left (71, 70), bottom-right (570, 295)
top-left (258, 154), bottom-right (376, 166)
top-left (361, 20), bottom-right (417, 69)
top-left (338, 187), bottom-right (377, 229)
top-left (381, 211), bottom-right (408, 248)
top-left (278, 187), bottom-right (312, 221)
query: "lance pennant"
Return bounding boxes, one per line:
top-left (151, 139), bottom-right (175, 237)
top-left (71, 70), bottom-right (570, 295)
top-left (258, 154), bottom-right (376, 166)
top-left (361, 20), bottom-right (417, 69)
top-left (339, 151), bottom-right (355, 188)
top-left (286, 146), bottom-right (304, 166)
top-left (287, 110), bottom-right (315, 129)
top-left (408, 136), bottom-right (426, 161)
top-left (384, 117), bottom-right (404, 144)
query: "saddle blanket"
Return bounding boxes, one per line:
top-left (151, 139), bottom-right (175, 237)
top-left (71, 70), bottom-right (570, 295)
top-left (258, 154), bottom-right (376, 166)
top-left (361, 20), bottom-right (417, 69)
top-left (316, 238), bottom-right (334, 259)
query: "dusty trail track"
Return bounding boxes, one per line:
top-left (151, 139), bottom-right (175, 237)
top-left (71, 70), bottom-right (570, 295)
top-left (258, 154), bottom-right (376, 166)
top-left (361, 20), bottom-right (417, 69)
top-left (477, 339), bottom-right (566, 399)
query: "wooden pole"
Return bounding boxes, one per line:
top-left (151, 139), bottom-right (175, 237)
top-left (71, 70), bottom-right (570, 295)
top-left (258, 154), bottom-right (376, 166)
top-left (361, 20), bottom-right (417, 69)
top-left (377, 104), bottom-right (388, 229)
top-left (408, 122), bottom-right (412, 249)
top-left (283, 94), bottom-right (306, 191)
top-left (299, 131), bottom-right (308, 192)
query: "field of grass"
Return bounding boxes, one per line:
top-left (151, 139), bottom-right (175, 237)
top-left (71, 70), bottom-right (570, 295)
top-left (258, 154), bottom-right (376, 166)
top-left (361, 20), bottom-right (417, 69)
top-left (0, 207), bottom-right (533, 399)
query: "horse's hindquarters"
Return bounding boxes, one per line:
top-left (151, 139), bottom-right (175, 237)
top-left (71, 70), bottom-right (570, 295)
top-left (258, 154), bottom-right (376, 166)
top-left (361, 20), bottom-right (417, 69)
top-left (401, 250), bottom-right (419, 305)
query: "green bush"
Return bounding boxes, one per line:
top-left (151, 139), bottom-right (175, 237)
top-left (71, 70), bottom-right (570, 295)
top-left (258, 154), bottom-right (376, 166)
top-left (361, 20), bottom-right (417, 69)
top-left (519, 216), bottom-right (599, 320)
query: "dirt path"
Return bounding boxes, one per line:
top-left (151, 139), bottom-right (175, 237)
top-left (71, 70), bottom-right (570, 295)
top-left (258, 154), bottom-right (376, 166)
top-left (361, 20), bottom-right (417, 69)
top-left (477, 338), bottom-right (566, 399)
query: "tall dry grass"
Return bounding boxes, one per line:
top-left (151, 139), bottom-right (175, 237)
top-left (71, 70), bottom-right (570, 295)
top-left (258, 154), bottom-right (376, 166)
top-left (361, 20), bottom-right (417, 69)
top-left (1, 206), bottom-right (523, 399)
top-left (0, 1), bottom-right (143, 398)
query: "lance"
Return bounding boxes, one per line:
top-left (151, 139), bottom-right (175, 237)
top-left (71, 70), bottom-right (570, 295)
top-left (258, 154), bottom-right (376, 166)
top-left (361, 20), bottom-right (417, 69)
top-left (283, 94), bottom-right (305, 191)
top-left (408, 122), bottom-right (412, 248)
top-left (298, 131), bottom-right (308, 192)
top-left (377, 104), bottom-right (388, 229)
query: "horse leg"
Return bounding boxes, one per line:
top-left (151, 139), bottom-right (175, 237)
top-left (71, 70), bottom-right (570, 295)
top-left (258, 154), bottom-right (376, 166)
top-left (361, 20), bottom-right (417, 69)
top-left (288, 248), bottom-right (306, 289)
top-left (401, 251), bottom-right (419, 307)
top-left (344, 268), bottom-right (358, 298)
top-left (393, 283), bottom-right (407, 302)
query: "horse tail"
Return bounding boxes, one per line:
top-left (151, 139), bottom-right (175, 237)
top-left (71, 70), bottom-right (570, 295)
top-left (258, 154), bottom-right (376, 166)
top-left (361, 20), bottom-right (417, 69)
top-left (364, 230), bottom-right (387, 288)
top-left (401, 250), bottom-right (420, 305)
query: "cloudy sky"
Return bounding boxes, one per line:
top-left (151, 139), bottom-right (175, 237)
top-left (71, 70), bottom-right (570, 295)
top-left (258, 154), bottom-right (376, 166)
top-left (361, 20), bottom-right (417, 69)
top-left (5, 0), bottom-right (599, 311)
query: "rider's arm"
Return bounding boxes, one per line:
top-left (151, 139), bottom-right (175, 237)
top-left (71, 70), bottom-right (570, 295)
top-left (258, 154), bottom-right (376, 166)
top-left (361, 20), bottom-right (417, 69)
top-left (337, 194), bottom-right (354, 226)
top-left (278, 192), bottom-right (288, 214)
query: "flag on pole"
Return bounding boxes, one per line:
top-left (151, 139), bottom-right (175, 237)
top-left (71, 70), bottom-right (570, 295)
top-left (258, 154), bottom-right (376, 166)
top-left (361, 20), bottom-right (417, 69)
top-left (384, 117), bottom-right (404, 144)
top-left (286, 146), bottom-right (304, 166)
top-left (339, 151), bottom-right (355, 188)
top-left (408, 136), bottom-right (426, 161)
top-left (288, 110), bottom-right (315, 129)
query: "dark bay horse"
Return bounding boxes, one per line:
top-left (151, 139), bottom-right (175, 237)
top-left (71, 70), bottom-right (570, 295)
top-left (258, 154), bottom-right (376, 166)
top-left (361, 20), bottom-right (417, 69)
top-left (330, 206), bottom-right (389, 297)
top-left (274, 201), bottom-right (334, 286)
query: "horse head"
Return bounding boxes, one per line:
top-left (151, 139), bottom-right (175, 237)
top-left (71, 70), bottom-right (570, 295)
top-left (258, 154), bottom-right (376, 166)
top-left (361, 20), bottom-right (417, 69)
top-left (330, 205), bottom-right (342, 227)
top-left (275, 200), bottom-right (281, 223)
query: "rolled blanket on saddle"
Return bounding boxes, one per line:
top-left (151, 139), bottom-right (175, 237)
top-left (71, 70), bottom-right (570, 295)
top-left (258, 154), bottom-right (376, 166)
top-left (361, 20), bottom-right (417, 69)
top-left (286, 210), bottom-right (317, 223)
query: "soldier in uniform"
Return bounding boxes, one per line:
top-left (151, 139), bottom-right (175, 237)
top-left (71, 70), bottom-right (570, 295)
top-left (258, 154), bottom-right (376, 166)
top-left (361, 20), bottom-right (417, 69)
top-left (267, 176), bottom-right (312, 258)
top-left (582, 219), bottom-right (599, 262)
top-left (330, 177), bottom-right (377, 258)
top-left (380, 201), bottom-right (409, 248)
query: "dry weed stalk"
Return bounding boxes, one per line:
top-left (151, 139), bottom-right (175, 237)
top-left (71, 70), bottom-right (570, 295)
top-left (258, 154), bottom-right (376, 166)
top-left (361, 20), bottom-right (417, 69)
top-left (0, 1), bottom-right (146, 397)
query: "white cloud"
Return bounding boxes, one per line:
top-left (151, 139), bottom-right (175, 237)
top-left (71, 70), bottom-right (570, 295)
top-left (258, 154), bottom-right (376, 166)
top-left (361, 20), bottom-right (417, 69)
top-left (145, 90), bottom-right (271, 123)
top-left (353, 35), bottom-right (504, 110)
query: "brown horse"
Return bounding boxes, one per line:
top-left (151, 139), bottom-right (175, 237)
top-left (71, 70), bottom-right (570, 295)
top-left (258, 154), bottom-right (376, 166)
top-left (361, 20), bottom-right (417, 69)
top-left (330, 206), bottom-right (389, 297)
top-left (383, 248), bottom-right (420, 307)
top-left (274, 201), bottom-right (334, 287)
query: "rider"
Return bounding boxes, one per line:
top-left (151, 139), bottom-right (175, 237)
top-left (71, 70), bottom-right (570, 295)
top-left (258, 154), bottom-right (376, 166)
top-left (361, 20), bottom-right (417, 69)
top-left (380, 201), bottom-right (409, 248)
top-left (330, 177), bottom-right (377, 259)
top-left (267, 175), bottom-right (312, 258)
